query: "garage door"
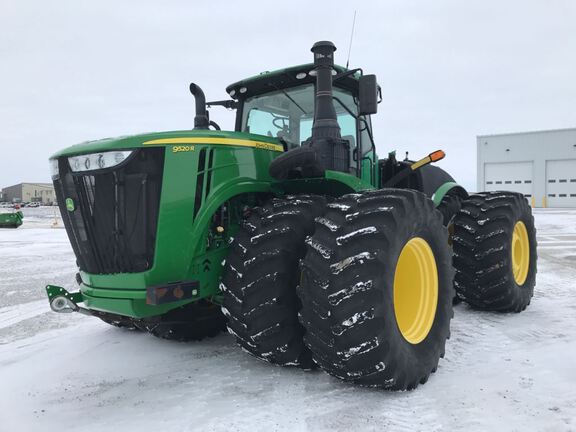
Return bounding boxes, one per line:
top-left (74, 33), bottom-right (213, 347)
top-left (546, 159), bottom-right (576, 208)
top-left (484, 162), bottom-right (534, 198)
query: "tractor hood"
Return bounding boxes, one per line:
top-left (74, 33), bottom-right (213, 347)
top-left (50, 130), bottom-right (283, 159)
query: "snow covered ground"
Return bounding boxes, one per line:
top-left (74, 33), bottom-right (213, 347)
top-left (0, 207), bottom-right (575, 432)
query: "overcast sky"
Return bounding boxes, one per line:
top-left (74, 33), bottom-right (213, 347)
top-left (1, 0), bottom-right (574, 191)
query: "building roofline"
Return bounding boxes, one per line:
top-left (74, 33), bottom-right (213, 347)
top-left (1, 182), bottom-right (53, 189)
top-left (477, 127), bottom-right (576, 139)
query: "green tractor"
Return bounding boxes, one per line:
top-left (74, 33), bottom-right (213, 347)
top-left (46, 41), bottom-right (537, 389)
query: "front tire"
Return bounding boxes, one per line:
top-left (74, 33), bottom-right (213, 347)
top-left (298, 189), bottom-right (454, 389)
top-left (221, 194), bottom-right (327, 368)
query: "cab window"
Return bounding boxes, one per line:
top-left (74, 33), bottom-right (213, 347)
top-left (242, 84), bottom-right (359, 151)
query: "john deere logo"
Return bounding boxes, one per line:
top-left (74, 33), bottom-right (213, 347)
top-left (65, 198), bottom-right (75, 212)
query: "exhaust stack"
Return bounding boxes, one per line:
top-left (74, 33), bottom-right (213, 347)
top-left (189, 83), bottom-right (210, 129)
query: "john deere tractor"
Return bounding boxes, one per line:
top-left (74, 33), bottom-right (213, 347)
top-left (46, 41), bottom-right (537, 389)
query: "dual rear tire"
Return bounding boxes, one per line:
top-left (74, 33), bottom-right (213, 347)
top-left (452, 191), bottom-right (537, 311)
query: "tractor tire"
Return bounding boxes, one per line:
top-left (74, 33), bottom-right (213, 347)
top-left (98, 316), bottom-right (141, 331)
top-left (436, 191), bottom-right (466, 304)
top-left (452, 191), bottom-right (537, 312)
top-left (143, 300), bottom-right (227, 342)
top-left (437, 192), bottom-right (464, 226)
top-left (298, 189), bottom-right (454, 389)
top-left (221, 194), bottom-right (327, 368)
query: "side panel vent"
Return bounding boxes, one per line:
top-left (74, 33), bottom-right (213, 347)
top-left (193, 148), bottom-right (215, 218)
top-left (205, 149), bottom-right (215, 200)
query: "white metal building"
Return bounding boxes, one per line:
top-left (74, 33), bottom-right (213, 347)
top-left (477, 128), bottom-right (576, 208)
top-left (0, 182), bottom-right (55, 204)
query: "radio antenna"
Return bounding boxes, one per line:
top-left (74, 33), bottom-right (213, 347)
top-left (345, 10), bottom-right (357, 69)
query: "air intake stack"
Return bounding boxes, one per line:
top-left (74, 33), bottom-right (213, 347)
top-left (310, 41), bottom-right (341, 139)
top-left (269, 41), bottom-right (350, 179)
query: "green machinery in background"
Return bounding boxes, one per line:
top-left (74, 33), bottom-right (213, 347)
top-left (45, 41), bottom-right (537, 389)
top-left (0, 210), bottom-right (23, 228)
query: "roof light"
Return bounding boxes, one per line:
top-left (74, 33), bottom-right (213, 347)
top-left (49, 159), bottom-right (59, 178)
top-left (308, 70), bottom-right (337, 77)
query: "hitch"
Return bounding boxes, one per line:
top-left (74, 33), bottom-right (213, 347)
top-left (45, 285), bottom-right (94, 316)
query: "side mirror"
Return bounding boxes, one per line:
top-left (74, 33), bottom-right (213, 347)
top-left (358, 74), bottom-right (378, 116)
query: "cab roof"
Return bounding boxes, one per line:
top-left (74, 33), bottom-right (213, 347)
top-left (225, 63), bottom-right (361, 100)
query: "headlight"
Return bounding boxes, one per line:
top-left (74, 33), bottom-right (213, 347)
top-left (49, 159), bottom-right (59, 177)
top-left (68, 151), bottom-right (133, 173)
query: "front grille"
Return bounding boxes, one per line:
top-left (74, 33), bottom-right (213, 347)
top-left (54, 148), bottom-right (165, 274)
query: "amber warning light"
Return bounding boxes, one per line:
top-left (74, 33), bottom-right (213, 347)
top-left (410, 150), bottom-right (446, 171)
top-left (429, 150), bottom-right (446, 162)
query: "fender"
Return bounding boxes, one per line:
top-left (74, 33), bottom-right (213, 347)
top-left (432, 181), bottom-right (468, 207)
top-left (187, 178), bottom-right (277, 264)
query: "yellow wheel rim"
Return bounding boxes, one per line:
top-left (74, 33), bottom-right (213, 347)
top-left (393, 237), bottom-right (438, 344)
top-left (512, 221), bottom-right (530, 285)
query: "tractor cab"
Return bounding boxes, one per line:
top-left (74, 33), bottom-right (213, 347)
top-left (212, 62), bottom-right (379, 182)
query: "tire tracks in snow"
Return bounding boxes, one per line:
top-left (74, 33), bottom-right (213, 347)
top-left (442, 305), bottom-right (512, 375)
top-left (301, 389), bottom-right (444, 432)
top-left (0, 300), bottom-right (49, 330)
top-left (444, 231), bottom-right (576, 373)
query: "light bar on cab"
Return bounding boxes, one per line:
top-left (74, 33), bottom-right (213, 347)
top-left (68, 151), bottom-right (133, 173)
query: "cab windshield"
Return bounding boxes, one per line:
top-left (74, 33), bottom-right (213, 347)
top-left (241, 84), bottom-right (358, 149)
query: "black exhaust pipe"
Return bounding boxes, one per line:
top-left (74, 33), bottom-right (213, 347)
top-left (269, 41), bottom-right (350, 180)
top-left (310, 41), bottom-right (341, 139)
top-left (189, 83), bottom-right (209, 129)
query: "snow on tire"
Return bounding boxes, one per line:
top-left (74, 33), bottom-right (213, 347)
top-left (298, 189), bottom-right (454, 389)
top-left (452, 191), bottom-right (537, 312)
top-left (221, 194), bottom-right (327, 368)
